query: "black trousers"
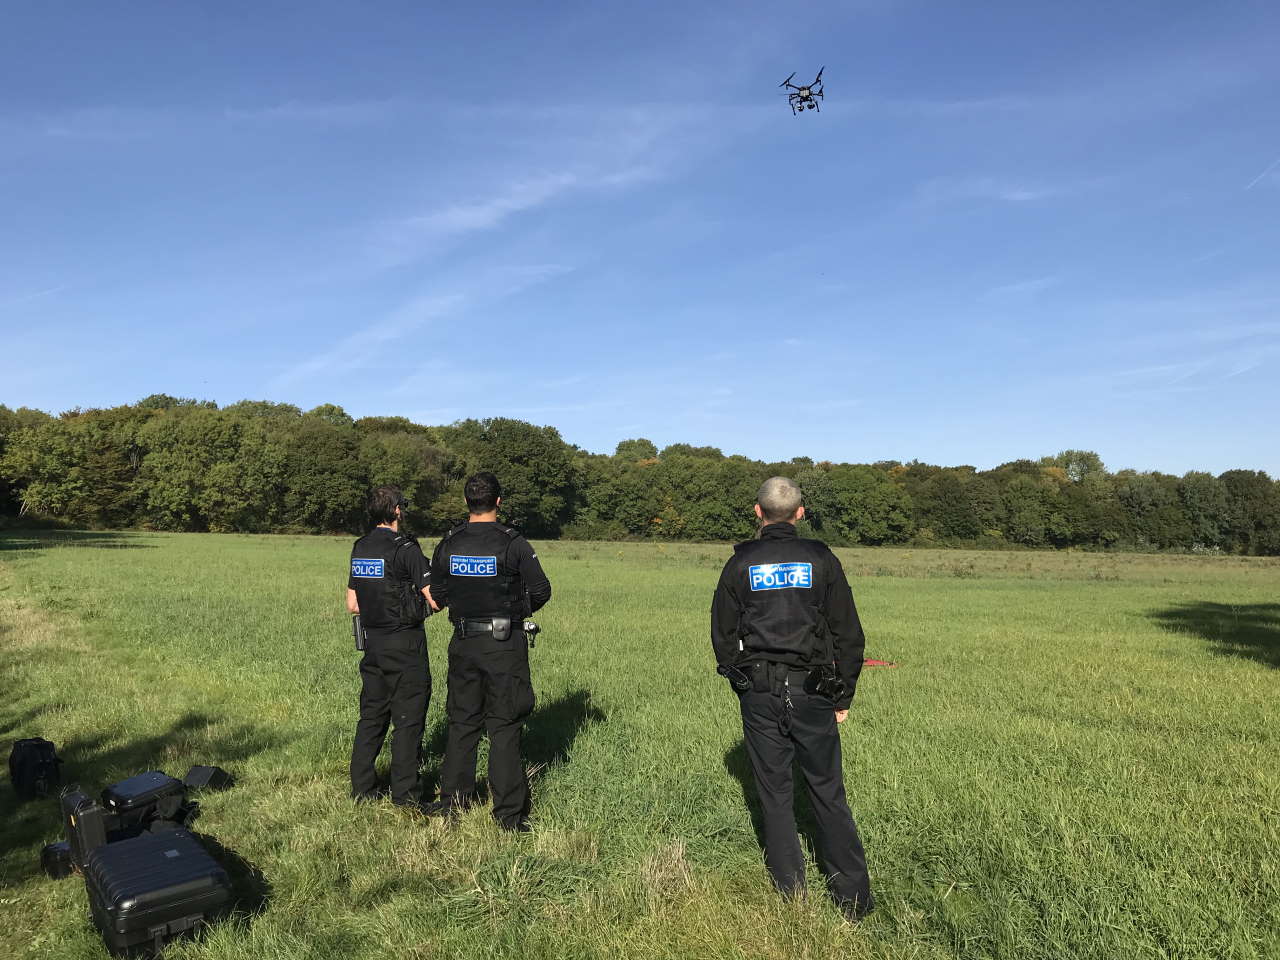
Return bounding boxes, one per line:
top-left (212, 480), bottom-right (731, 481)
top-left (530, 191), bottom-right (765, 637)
top-left (738, 677), bottom-right (873, 912)
top-left (439, 628), bottom-right (535, 827)
top-left (350, 627), bottom-right (430, 805)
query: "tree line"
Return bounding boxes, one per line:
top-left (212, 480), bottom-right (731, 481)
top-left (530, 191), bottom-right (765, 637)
top-left (1, 395), bottom-right (1277, 554)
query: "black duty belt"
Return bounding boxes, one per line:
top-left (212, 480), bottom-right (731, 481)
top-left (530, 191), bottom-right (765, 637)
top-left (456, 619), bottom-right (499, 633)
top-left (748, 662), bottom-right (820, 695)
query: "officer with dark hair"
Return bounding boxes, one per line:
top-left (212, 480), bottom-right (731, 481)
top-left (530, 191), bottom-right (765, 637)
top-left (346, 485), bottom-right (433, 809)
top-left (711, 476), bottom-right (874, 920)
top-left (424, 471), bottom-right (552, 831)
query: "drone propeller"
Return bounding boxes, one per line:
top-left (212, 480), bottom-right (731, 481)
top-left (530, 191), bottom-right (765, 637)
top-left (779, 72), bottom-right (796, 88)
top-left (813, 66), bottom-right (824, 85)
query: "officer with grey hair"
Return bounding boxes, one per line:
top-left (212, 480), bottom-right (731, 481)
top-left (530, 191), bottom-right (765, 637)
top-left (711, 475), bottom-right (873, 920)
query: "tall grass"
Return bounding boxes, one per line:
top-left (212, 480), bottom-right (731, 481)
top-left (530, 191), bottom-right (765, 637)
top-left (1, 531), bottom-right (1276, 959)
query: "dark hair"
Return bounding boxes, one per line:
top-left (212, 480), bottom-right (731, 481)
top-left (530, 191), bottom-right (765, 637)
top-left (464, 472), bottom-right (501, 513)
top-left (368, 485), bottom-right (406, 525)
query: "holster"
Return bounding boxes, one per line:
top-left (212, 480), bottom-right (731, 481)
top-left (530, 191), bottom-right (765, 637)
top-left (490, 617), bottom-right (512, 642)
top-left (717, 664), bottom-right (752, 692)
top-left (751, 663), bottom-right (776, 694)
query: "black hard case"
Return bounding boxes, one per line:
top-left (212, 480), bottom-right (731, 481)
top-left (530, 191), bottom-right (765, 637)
top-left (61, 788), bottom-right (108, 868)
top-left (101, 771), bottom-right (187, 827)
top-left (183, 764), bottom-right (234, 792)
top-left (41, 840), bottom-right (73, 879)
top-left (82, 829), bottom-right (231, 956)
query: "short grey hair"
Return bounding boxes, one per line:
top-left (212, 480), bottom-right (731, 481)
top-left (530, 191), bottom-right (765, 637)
top-left (757, 476), bottom-right (803, 523)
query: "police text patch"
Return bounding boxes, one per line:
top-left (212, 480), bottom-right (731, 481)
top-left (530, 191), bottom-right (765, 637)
top-left (748, 562), bottom-right (813, 591)
top-left (450, 555), bottom-right (497, 577)
top-left (351, 558), bottom-right (384, 578)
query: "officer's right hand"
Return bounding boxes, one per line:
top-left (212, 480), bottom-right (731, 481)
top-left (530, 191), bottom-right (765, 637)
top-left (835, 710), bottom-right (849, 724)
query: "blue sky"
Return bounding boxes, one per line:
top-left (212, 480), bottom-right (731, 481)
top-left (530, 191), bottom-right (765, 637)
top-left (2, 1), bottom-right (1277, 475)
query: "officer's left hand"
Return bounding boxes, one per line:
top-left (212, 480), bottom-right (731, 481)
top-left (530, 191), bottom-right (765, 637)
top-left (423, 586), bottom-right (440, 612)
top-left (835, 710), bottom-right (849, 724)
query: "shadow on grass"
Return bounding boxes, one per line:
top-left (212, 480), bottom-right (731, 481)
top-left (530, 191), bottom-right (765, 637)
top-left (724, 740), bottom-right (822, 862)
top-left (1151, 602), bottom-right (1280, 668)
top-left (0, 712), bottom-right (289, 884)
top-left (524, 688), bottom-right (607, 772)
top-left (419, 688), bottom-right (606, 802)
top-left (197, 832), bottom-right (273, 920)
top-left (0, 530), bottom-right (155, 553)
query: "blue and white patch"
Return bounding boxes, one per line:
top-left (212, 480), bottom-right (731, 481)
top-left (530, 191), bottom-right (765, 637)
top-left (450, 555), bottom-right (497, 577)
top-left (351, 558), bottom-right (384, 579)
top-left (748, 561), bottom-right (813, 591)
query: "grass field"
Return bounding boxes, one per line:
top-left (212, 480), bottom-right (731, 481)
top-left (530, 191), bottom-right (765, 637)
top-left (1, 531), bottom-right (1277, 960)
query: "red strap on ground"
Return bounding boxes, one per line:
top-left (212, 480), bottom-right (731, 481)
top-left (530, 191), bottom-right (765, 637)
top-left (862, 659), bottom-right (898, 667)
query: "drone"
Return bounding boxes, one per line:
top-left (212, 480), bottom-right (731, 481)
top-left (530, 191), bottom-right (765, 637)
top-left (780, 67), bottom-right (824, 115)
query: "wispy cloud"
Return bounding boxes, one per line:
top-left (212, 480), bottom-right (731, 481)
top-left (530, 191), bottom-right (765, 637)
top-left (281, 260), bottom-right (574, 395)
top-left (3, 98), bottom-right (397, 143)
top-left (1244, 156), bottom-right (1280, 191)
top-left (365, 104), bottom-right (722, 269)
top-left (380, 173), bottom-right (579, 259)
top-left (1107, 346), bottom-right (1274, 393)
top-left (0, 283), bottom-right (68, 310)
top-left (981, 275), bottom-right (1061, 303)
top-left (851, 95), bottom-right (1034, 118)
top-left (915, 175), bottom-right (1062, 206)
top-left (269, 293), bottom-right (465, 391)
top-left (221, 100), bottom-right (395, 125)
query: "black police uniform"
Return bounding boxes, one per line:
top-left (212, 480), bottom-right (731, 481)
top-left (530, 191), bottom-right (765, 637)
top-left (348, 525), bottom-right (432, 806)
top-left (711, 521), bottom-right (873, 917)
top-left (429, 521), bottom-right (551, 828)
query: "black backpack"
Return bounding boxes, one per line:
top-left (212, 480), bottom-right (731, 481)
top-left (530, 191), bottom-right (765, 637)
top-left (9, 738), bottom-right (63, 800)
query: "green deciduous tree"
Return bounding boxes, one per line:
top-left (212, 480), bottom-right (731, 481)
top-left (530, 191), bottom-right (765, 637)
top-left (440, 419), bottom-right (577, 537)
top-left (1220, 470), bottom-right (1280, 555)
top-left (820, 465), bottom-right (914, 545)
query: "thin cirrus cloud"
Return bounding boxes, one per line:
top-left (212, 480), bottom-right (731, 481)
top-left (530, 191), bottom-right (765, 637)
top-left (914, 175), bottom-right (1062, 206)
top-left (1244, 156), bottom-right (1280, 191)
top-left (272, 259), bottom-right (576, 393)
top-left (981, 275), bottom-right (1062, 303)
top-left (364, 107), bottom-right (718, 270)
top-left (7, 98), bottom-right (396, 142)
top-left (374, 172), bottom-right (581, 267)
top-left (220, 99), bottom-right (397, 125)
top-left (268, 293), bottom-right (466, 391)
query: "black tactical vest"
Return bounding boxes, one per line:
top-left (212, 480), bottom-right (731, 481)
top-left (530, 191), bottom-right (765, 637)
top-left (436, 522), bottom-right (524, 621)
top-left (349, 528), bottom-right (426, 631)
top-left (733, 535), bottom-right (832, 665)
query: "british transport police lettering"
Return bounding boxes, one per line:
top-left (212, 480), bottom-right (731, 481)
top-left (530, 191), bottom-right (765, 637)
top-left (748, 562), bottom-right (813, 591)
top-left (351, 558), bottom-right (384, 578)
top-left (450, 555), bottom-right (498, 577)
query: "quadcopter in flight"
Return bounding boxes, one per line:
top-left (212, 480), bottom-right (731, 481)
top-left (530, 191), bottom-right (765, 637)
top-left (780, 67), bottom-right (824, 115)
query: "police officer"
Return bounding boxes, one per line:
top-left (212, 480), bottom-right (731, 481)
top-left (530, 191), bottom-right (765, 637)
top-left (346, 485), bottom-right (433, 809)
top-left (425, 472), bottom-right (551, 831)
top-left (711, 476), bottom-right (874, 920)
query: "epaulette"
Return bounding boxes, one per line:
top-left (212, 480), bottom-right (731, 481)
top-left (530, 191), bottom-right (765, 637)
top-left (394, 533), bottom-right (419, 546)
top-left (497, 522), bottom-right (522, 538)
top-left (444, 521), bottom-right (468, 540)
